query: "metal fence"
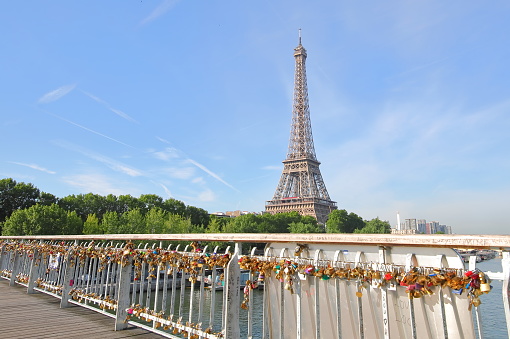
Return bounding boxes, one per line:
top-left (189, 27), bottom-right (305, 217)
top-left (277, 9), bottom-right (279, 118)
top-left (0, 233), bottom-right (509, 339)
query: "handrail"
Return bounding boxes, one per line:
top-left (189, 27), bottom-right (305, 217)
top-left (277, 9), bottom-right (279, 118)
top-left (1, 234), bottom-right (509, 338)
top-left (2, 233), bottom-right (510, 249)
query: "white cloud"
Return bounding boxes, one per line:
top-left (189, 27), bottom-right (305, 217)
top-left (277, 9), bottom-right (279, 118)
top-left (37, 84), bottom-right (76, 104)
top-left (53, 140), bottom-right (143, 177)
top-left (186, 158), bottom-right (238, 192)
top-left (166, 167), bottom-right (195, 180)
top-left (197, 189), bottom-right (216, 202)
top-left (139, 0), bottom-right (180, 26)
top-left (153, 147), bottom-right (181, 161)
top-left (81, 90), bottom-right (139, 123)
top-left (62, 173), bottom-right (132, 196)
top-left (192, 177), bottom-right (205, 185)
top-left (159, 183), bottom-right (173, 198)
top-left (262, 165), bottom-right (282, 171)
top-left (8, 161), bottom-right (56, 174)
top-left (48, 112), bottom-right (137, 149)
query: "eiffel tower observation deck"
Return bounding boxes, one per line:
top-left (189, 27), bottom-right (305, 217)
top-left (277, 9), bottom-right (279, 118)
top-left (265, 32), bottom-right (337, 225)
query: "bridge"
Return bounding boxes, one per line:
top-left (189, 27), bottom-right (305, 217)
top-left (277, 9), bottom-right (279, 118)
top-left (1, 233), bottom-right (509, 338)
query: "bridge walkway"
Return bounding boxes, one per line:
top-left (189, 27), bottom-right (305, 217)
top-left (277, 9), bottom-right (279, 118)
top-left (0, 280), bottom-right (162, 339)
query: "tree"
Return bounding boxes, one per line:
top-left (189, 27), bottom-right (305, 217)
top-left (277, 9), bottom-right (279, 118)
top-left (83, 214), bottom-right (103, 235)
top-left (326, 209), bottom-right (365, 233)
top-left (288, 221), bottom-right (321, 233)
top-left (123, 209), bottom-right (146, 234)
top-left (139, 194), bottom-right (164, 214)
top-left (354, 217), bottom-right (391, 234)
top-left (2, 204), bottom-right (81, 236)
top-left (145, 207), bottom-right (169, 234)
top-left (117, 194), bottom-right (144, 214)
top-left (326, 209), bottom-right (349, 233)
top-left (163, 198), bottom-right (186, 216)
top-left (0, 178), bottom-right (41, 223)
top-left (102, 211), bottom-right (123, 234)
top-left (224, 214), bottom-right (259, 233)
top-left (184, 205), bottom-right (210, 227)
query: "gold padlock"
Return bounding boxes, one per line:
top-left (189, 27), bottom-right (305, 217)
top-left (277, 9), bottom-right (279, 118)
top-left (480, 282), bottom-right (491, 292)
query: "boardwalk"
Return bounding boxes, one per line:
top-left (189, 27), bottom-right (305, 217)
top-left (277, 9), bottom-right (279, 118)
top-left (0, 280), bottom-right (162, 339)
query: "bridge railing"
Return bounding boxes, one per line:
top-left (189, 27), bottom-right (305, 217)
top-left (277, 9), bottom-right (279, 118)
top-left (0, 233), bottom-right (509, 339)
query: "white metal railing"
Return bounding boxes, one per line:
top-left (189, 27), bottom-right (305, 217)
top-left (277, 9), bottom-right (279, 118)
top-left (0, 233), bottom-right (509, 339)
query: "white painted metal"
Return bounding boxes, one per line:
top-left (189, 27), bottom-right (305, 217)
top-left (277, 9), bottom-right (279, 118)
top-left (379, 247), bottom-right (390, 339)
top-left (406, 253), bottom-right (418, 339)
top-left (115, 255), bottom-right (132, 331)
top-left (224, 243), bottom-right (241, 339)
top-left (503, 251), bottom-right (510, 339)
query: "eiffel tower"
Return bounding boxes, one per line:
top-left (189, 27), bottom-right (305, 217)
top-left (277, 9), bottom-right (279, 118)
top-left (265, 32), bottom-right (337, 225)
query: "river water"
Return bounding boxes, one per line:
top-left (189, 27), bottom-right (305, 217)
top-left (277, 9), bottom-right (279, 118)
top-left (471, 257), bottom-right (508, 339)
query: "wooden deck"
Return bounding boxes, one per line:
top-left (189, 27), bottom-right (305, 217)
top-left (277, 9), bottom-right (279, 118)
top-left (0, 280), bottom-right (162, 338)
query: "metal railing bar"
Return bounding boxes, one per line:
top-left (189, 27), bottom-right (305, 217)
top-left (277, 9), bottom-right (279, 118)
top-left (3, 233), bottom-right (510, 249)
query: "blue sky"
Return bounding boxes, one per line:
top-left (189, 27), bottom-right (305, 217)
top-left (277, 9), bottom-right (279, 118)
top-left (1, 1), bottom-right (509, 234)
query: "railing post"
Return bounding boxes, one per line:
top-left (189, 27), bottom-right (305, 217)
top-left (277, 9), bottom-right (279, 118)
top-left (224, 242), bottom-right (241, 339)
top-left (27, 247), bottom-right (41, 294)
top-left (60, 250), bottom-right (76, 308)
top-left (0, 243), bottom-right (6, 273)
top-left (115, 254), bottom-right (133, 331)
top-left (502, 251), bottom-right (510, 339)
top-left (9, 248), bottom-right (21, 286)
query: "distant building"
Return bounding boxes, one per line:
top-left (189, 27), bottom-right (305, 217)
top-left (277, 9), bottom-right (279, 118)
top-left (417, 219), bottom-right (427, 234)
top-left (211, 210), bottom-right (259, 218)
top-left (404, 219), bottom-right (417, 232)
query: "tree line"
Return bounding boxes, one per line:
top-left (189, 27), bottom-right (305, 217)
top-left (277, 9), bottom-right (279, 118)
top-left (0, 178), bottom-right (390, 236)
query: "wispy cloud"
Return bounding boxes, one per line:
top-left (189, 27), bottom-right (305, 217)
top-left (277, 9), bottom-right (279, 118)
top-left (262, 165), bottom-right (282, 171)
top-left (154, 138), bottom-right (238, 191)
top-left (81, 90), bottom-right (139, 123)
top-left (37, 84), bottom-right (76, 104)
top-left (47, 111), bottom-right (137, 149)
top-left (53, 140), bottom-right (143, 177)
top-left (159, 183), bottom-right (173, 198)
top-left (62, 173), bottom-right (132, 196)
top-left (197, 189), bottom-right (216, 202)
top-left (186, 158), bottom-right (239, 192)
top-left (139, 0), bottom-right (180, 26)
top-left (152, 147), bottom-right (180, 161)
top-left (8, 161), bottom-right (56, 174)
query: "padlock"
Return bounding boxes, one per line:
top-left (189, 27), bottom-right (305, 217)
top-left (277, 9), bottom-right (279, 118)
top-left (472, 297), bottom-right (481, 307)
top-left (480, 282), bottom-right (491, 292)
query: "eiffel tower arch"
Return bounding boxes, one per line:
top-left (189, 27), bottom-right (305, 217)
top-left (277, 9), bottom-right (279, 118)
top-left (265, 32), bottom-right (337, 225)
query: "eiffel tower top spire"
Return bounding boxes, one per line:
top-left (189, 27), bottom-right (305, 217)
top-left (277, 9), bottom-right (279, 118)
top-left (288, 30), bottom-right (316, 161)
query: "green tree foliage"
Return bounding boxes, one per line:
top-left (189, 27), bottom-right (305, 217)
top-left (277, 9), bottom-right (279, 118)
top-left (123, 209), bottom-right (146, 234)
top-left (224, 214), bottom-right (259, 233)
top-left (139, 194), bottom-right (164, 213)
top-left (102, 211), bottom-right (123, 234)
top-left (354, 217), bottom-right (391, 234)
top-left (326, 209), bottom-right (365, 233)
top-left (0, 178), bottom-right (53, 223)
top-left (184, 206), bottom-right (210, 227)
top-left (163, 198), bottom-right (186, 215)
top-left (145, 207), bottom-right (169, 234)
top-left (288, 221), bottom-right (321, 233)
top-left (2, 204), bottom-right (82, 236)
top-left (83, 214), bottom-right (103, 235)
top-left (58, 193), bottom-right (109, 222)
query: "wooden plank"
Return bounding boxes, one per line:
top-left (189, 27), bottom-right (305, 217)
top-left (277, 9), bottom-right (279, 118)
top-left (0, 280), bottom-right (162, 338)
